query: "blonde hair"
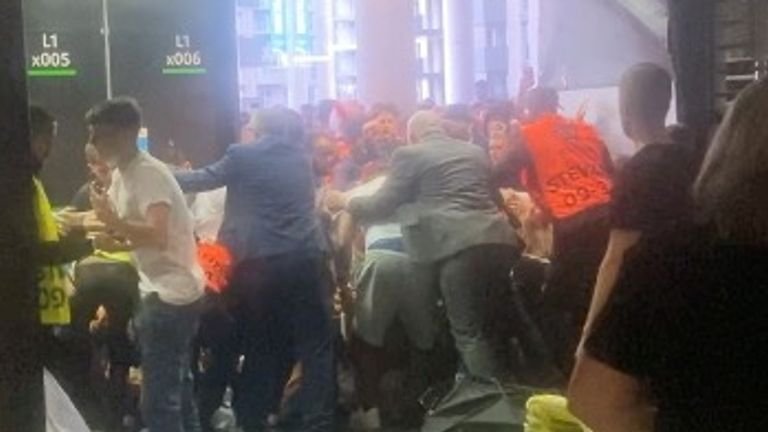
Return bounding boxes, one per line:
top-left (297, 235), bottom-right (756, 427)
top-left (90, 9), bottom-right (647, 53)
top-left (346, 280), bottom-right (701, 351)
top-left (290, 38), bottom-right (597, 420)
top-left (694, 78), bottom-right (768, 243)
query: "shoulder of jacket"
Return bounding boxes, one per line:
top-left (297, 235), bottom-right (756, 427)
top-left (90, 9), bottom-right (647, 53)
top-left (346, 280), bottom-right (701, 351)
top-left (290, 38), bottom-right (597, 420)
top-left (227, 143), bottom-right (250, 153)
top-left (393, 144), bottom-right (420, 159)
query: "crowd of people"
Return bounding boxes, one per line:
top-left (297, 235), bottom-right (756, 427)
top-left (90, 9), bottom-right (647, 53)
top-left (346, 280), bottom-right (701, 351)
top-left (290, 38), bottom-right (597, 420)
top-left (30, 61), bottom-right (768, 432)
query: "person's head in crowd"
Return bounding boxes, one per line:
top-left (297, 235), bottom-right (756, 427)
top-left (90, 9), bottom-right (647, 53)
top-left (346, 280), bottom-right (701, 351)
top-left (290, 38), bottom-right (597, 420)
top-left (316, 99), bottom-right (336, 130)
top-left (29, 105), bottom-right (57, 172)
top-left (300, 103), bottom-right (316, 130)
top-left (341, 116), bottom-right (364, 141)
top-left (358, 104), bottom-right (403, 179)
top-left (524, 87), bottom-right (559, 121)
top-left (475, 79), bottom-right (490, 103)
top-left (619, 63), bottom-right (672, 146)
top-left (442, 104), bottom-right (474, 142)
top-left (471, 102), bottom-right (490, 139)
top-left (366, 103), bottom-right (401, 141)
top-left (249, 107), bottom-right (305, 145)
top-left (163, 143), bottom-right (193, 171)
top-left (85, 97), bottom-right (142, 168)
top-left (694, 78), bottom-right (768, 244)
top-left (336, 109), bottom-right (370, 166)
top-left (312, 132), bottom-right (340, 178)
top-left (84, 142), bottom-right (112, 188)
top-left (240, 111), bottom-right (251, 128)
top-left (418, 98), bottom-right (437, 111)
top-left (485, 104), bottom-right (515, 163)
top-left (240, 111), bottom-right (257, 143)
top-left (407, 110), bottom-right (444, 145)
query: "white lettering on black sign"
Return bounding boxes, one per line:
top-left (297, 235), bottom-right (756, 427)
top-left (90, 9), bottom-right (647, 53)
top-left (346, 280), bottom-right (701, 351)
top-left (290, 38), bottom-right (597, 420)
top-left (166, 34), bottom-right (203, 67)
top-left (30, 33), bottom-right (73, 68)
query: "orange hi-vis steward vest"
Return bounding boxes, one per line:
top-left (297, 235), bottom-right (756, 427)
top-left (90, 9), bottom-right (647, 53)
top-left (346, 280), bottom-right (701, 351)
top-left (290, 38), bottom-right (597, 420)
top-left (521, 114), bottom-right (613, 221)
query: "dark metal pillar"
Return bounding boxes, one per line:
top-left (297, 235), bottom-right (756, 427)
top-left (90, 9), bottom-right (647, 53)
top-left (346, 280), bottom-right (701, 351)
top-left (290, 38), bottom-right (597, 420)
top-left (668, 0), bottom-right (717, 149)
top-left (0, 1), bottom-right (45, 431)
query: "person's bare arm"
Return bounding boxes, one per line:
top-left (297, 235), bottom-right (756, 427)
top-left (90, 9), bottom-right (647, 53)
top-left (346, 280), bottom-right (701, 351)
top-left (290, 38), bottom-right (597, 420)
top-left (333, 211), bottom-right (358, 288)
top-left (347, 149), bottom-right (417, 223)
top-left (91, 186), bottom-right (171, 251)
top-left (107, 203), bottom-right (171, 250)
top-left (568, 353), bottom-right (654, 432)
top-left (581, 229), bottom-right (642, 340)
top-left (57, 210), bottom-right (106, 235)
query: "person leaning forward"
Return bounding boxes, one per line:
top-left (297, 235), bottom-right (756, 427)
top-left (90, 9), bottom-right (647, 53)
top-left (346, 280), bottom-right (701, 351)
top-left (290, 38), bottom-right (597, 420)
top-left (347, 110), bottom-right (521, 381)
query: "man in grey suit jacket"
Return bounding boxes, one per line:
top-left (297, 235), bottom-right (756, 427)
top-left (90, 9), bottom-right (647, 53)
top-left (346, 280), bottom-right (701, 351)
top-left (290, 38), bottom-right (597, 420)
top-left (347, 111), bottom-right (521, 380)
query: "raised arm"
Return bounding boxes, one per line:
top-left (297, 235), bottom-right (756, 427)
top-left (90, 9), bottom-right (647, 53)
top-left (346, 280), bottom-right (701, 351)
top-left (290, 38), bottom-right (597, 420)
top-left (175, 146), bottom-right (237, 193)
top-left (347, 148), bottom-right (418, 224)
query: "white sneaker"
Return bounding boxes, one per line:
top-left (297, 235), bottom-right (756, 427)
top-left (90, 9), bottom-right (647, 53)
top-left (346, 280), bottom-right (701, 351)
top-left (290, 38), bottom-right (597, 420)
top-left (348, 407), bottom-right (382, 431)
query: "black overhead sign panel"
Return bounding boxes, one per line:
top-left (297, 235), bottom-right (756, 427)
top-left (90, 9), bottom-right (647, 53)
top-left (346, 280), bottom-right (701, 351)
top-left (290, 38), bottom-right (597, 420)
top-left (23, 0), bottom-right (106, 204)
top-left (22, 0), bottom-right (239, 205)
top-left (109, 0), bottom-right (228, 167)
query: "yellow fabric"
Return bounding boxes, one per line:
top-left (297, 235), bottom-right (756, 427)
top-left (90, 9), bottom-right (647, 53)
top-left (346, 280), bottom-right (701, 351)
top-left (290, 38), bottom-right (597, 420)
top-left (526, 395), bottom-right (591, 432)
top-left (95, 250), bottom-right (133, 263)
top-left (34, 178), bottom-right (72, 325)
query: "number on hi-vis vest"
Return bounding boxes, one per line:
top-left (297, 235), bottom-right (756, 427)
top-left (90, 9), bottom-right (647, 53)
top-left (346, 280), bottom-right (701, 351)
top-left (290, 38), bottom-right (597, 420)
top-left (38, 266), bottom-right (71, 325)
top-left (28, 33), bottom-right (76, 77)
top-left (164, 34), bottom-right (206, 75)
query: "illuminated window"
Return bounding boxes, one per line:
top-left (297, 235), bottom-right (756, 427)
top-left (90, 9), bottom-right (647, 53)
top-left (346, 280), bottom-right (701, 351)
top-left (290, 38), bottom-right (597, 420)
top-left (418, 0), bottom-right (428, 17)
top-left (296, 0), bottom-right (307, 34)
top-left (420, 78), bottom-right (431, 100)
top-left (273, 0), bottom-right (284, 34)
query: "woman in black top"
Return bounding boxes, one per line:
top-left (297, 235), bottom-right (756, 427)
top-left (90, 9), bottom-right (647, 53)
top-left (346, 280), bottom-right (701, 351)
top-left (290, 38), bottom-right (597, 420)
top-left (568, 78), bottom-right (768, 431)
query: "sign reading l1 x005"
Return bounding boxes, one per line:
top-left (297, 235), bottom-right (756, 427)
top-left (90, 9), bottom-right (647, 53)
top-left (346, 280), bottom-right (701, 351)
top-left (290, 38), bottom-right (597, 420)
top-left (27, 32), bottom-right (78, 78)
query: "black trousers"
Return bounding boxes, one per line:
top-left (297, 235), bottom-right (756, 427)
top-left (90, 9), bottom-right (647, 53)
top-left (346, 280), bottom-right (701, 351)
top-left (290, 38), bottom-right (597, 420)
top-left (231, 251), bottom-right (337, 432)
top-left (193, 292), bottom-right (242, 432)
top-left (541, 211), bottom-right (610, 374)
top-left (52, 261), bottom-right (139, 430)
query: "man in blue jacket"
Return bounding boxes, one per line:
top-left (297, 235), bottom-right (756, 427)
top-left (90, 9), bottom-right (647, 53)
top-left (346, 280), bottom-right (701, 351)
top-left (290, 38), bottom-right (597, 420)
top-left (175, 108), bottom-right (334, 432)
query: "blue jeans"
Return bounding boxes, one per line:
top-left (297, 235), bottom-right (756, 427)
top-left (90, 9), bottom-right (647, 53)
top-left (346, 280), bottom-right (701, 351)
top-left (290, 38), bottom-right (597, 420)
top-left (136, 293), bottom-right (202, 432)
top-left (231, 251), bottom-right (336, 432)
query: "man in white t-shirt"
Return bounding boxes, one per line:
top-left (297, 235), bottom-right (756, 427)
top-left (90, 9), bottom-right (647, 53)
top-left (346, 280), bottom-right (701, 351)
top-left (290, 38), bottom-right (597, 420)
top-left (87, 97), bottom-right (204, 432)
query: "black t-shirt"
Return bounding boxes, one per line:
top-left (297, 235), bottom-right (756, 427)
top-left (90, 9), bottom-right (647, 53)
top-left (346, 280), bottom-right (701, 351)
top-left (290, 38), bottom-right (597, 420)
top-left (587, 225), bottom-right (768, 431)
top-left (611, 144), bottom-right (696, 233)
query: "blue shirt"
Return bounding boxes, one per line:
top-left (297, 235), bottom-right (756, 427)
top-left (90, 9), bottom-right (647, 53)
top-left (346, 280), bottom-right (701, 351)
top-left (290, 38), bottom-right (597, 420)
top-left (175, 137), bottom-right (325, 262)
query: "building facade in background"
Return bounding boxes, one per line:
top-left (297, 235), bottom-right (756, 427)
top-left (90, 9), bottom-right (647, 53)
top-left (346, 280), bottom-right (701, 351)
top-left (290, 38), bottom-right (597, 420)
top-left (234, 0), bottom-right (667, 109)
top-left (237, 0), bottom-right (331, 110)
top-left (235, 0), bottom-right (531, 108)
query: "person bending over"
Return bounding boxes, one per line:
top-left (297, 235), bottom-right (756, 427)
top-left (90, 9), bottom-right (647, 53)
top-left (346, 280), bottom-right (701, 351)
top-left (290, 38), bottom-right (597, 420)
top-left (347, 111), bottom-right (520, 381)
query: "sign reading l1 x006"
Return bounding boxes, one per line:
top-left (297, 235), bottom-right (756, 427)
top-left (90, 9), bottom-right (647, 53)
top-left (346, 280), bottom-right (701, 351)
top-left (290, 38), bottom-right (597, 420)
top-left (162, 33), bottom-right (207, 75)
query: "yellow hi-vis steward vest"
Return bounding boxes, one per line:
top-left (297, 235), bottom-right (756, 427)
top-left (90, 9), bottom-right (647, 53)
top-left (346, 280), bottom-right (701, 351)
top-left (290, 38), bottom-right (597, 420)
top-left (34, 178), bottom-right (72, 325)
